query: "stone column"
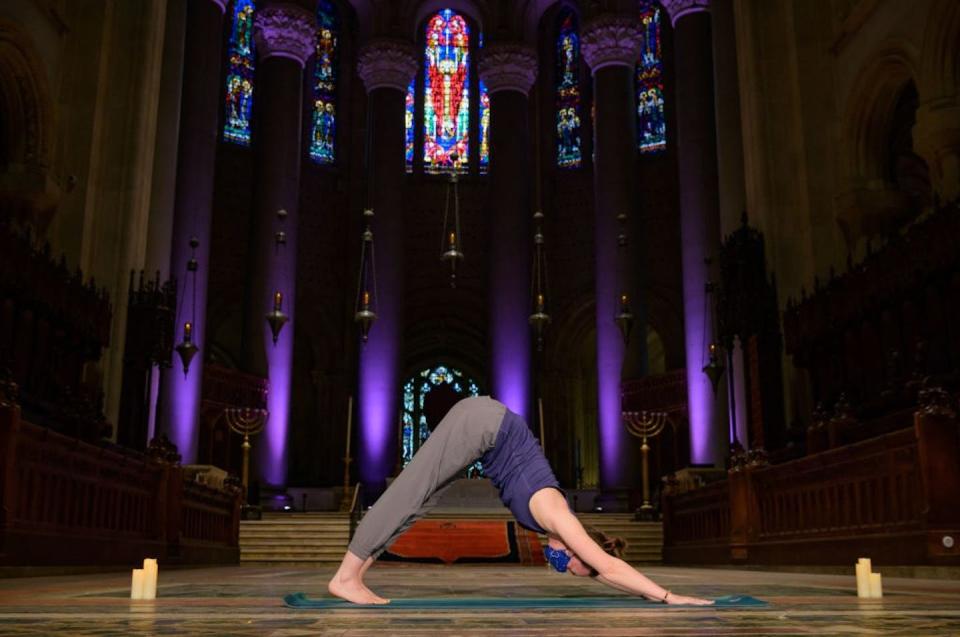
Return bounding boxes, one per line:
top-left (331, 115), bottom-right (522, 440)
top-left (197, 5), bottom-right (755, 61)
top-left (663, 0), bottom-right (726, 466)
top-left (581, 16), bottom-right (642, 495)
top-left (355, 40), bottom-right (418, 496)
top-left (479, 44), bottom-right (538, 423)
top-left (244, 3), bottom-right (315, 490)
top-left (160, 0), bottom-right (228, 463)
top-left (711, 0), bottom-right (748, 447)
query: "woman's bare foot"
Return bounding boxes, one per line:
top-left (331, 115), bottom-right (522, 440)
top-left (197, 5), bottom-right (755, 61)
top-left (328, 573), bottom-right (390, 605)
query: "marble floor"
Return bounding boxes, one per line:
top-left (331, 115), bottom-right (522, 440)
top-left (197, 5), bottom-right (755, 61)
top-left (1, 563), bottom-right (959, 636)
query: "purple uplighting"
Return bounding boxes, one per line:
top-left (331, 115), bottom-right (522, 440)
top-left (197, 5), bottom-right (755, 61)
top-left (490, 285), bottom-right (530, 422)
top-left (263, 325), bottom-right (291, 486)
top-left (161, 241), bottom-right (212, 466)
top-left (596, 268), bottom-right (628, 489)
top-left (681, 232), bottom-right (718, 466)
top-left (358, 297), bottom-right (400, 488)
top-left (260, 239), bottom-right (297, 487)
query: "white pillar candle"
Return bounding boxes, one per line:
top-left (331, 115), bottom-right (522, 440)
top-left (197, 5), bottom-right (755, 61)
top-left (869, 572), bottom-right (883, 598)
top-left (855, 559), bottom-right (871, 598)
top-left (131, 569), bottom-right (146, 600)
top-left (142, 558), bottom-right (158, 600)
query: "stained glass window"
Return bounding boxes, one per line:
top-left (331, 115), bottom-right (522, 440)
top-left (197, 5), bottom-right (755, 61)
top-left (636, 1), bottom-right (666, 154)
top-left (423, 9), bottom-right (470, 173)
top-left (405, 80), bottom-right (415, 173)
top-left (224, 0), bottom-right (256, 146)
top-left (402, 365), bottom-right (482, 475)
top-left (309, 0), bottom-right (338, 164)
top-left (556, 9), bottom-right (582, 168)
top-left (479, 79), bottom-right (490, 173)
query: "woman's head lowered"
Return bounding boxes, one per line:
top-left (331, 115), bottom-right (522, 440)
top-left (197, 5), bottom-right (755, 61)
top-left (544, 525), bottom-right (628, 577)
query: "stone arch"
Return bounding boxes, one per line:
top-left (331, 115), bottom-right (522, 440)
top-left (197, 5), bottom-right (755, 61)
top-left (836, 40), bottom-right (923, 247)
top-left (841, 40), bottom-right (919, 183)
top-left (407, 0), bottom-right (486, 42)
top-left (0, 18), bottom-right (58, 228)
top-left (918, 0), bottom-right (960, 101)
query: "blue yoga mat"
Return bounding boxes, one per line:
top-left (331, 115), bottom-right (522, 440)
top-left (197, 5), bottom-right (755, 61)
top-left (283, 592), bottom-right (768, 609)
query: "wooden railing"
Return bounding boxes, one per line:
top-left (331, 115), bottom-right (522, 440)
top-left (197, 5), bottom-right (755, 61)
top-left (663, 390), bottom-right (960, 565)
top-left (0, 401), bottom-right (241, 566)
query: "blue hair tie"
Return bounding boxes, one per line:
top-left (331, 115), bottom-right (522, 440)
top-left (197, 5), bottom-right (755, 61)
top-left (544, 546), bottom-right (571, 573)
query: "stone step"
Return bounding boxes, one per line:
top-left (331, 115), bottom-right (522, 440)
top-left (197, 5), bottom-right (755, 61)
top-left (240, 538), bottom-right (349, 547)
top-left (241, 545), bottom-right (347, 554)
top-left (240, 529), bottom-right (350, 538)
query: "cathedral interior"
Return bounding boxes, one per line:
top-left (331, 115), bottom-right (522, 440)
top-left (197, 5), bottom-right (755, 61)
top-left (1, 0), bottom-right (960, 634)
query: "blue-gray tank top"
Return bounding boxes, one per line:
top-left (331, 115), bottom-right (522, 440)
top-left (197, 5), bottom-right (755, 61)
top-left (481, 408), bottom-right (561, 534)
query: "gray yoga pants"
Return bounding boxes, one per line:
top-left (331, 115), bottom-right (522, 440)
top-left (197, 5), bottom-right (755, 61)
top-left (347, 396), bottom-right (505, 561)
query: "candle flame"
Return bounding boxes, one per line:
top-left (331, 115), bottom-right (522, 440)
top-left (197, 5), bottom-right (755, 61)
top-left (274, 291), bottom-right (283, 309)
top-left (362, 290), bottom-right (370, 307)
top-left (184, 322), bottom-right (193, 339)
top-left (449, 232), bottom-right (456, 247)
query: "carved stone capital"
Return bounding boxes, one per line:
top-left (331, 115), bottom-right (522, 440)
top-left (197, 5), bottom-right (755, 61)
top-left (478, 44), bottom-right (538, 96)
top-left (581, 15), bottom-right (642, 73)
top-left (914, 99), bottom-right (960, 204)
top-left (357, 39), bottom-right (418, 93)
top-left (661, 0), bottom-right (711, 27)
top-left (253, 3), bottom-right (316, 68)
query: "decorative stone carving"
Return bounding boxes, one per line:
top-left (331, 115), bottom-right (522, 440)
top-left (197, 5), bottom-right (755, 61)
top-left (661, 0), bottom-right (711, 26)
top-left (914, 101), bottom-right (960, 204)
top-left (253, 4), bottom-right (316, 68)
top-left (580, 15), bottom-right (642, 73)
top-left (357, 39), bottom-right (419, 93)
top-left (478, 44), bottom-right (538, 95)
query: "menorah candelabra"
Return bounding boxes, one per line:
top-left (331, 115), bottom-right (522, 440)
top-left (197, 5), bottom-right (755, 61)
top-left (623, 411), bottom-right (672, 516)
top-left (224, 407), bottom-right (268, 504)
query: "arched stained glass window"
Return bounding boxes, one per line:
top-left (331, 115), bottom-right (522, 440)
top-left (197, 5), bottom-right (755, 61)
top-left (224, 0), bottom-right (256, 145)
top-left (636, 1), bottom-right (666, 154)
top-left (309, 0), bottom-right (338, 164)
top-left (556, 8), bottom-right (582, 168)
top-left (405, 80), bottom-right (415, 173)
top-left (479, 80), bottom-right (490, 173)
top-left (402, 365), bottom-right (482, 475)
top-left (423, 9), bottom-right (471, 173)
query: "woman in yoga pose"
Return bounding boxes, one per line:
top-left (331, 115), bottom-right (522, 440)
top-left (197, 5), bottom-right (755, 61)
top-left (329, 396), bottom-right (713, 605)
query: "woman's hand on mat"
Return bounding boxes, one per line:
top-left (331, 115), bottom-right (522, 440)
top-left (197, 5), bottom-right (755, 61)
top-left (663, 592), bottom-right (714, 606)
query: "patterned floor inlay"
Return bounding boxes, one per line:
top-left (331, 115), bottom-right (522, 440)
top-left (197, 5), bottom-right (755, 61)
top-left (2, 564), bottom-right (960, 635)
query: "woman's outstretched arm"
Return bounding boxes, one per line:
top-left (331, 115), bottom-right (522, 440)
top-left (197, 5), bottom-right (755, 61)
top-left (530, 488), bottom-right (712, 605)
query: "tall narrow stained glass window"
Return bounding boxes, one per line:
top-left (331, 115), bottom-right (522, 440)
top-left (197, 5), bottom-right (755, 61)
top-left (423, 9), bottom-right (470, 173)
top-left (309, 0), bottom-right (338, 164)
top-left (556, 9), bottom-right (582, 168)
top-left (479, 79), bottom-right (490, 172)
top-left (402, 365), bottom-right (482, 475)
top-left (405, 80), bottom-right (415, 173)
top-left (636, 1), bottom-right (666, 154)
top-left (224, 0), bottom-right (256, 145)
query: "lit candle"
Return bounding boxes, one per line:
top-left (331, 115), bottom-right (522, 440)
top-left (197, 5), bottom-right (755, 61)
top-left (183, 322), bottom-right (192, 341)
top-left (620, 293), bottom-right (629, 308)
top-left (868, 572), bottom-right (883, 598)
top-left (449, 232), bottom-right (456, 247)
top-left (274, 290), bottom-right (283, 310)
top-left (855, 558), bottom-right (871, 598)
top-left (536, 293), bottom-right (545, 310)
top-left (142, 558), bottom-right (158, 600)
top-left (362, 291), bottom-right (370, 309)
top-left (131, 568), bottom-right (145, 600)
